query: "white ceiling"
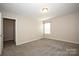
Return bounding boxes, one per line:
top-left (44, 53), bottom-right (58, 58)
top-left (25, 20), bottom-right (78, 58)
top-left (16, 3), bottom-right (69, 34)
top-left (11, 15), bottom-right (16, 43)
top-left (0, 3), bottom-right (79, 20)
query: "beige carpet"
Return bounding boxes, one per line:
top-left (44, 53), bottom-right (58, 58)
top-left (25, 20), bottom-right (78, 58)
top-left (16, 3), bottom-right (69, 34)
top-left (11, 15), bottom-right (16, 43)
top-left (2, 38), bottom-right (79, 56)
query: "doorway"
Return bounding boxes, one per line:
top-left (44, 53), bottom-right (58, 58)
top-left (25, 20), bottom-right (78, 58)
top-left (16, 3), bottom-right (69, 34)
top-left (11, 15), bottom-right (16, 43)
top-left (3, 18), bottom-right (16, 46)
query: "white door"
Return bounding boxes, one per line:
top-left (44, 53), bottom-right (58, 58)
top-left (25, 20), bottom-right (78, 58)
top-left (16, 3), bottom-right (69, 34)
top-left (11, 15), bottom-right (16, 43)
top-left (0, 12), bottom-right (3, 55)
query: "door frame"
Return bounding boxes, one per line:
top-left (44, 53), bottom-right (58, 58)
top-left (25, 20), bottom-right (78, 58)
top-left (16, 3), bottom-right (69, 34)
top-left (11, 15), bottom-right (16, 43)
top-left (0, 12), bottom-right (3, 55)
top-left (3, 18), bottom-right (16, 44)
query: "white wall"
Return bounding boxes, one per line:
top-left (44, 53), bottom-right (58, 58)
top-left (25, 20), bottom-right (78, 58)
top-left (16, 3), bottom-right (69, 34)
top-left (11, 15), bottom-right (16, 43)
top-left (44, 12), bottom-right (79, 44)
top-left (1, 11), bottom-right (43, 45)
top-left (1, 10), bottom-right (79, 45)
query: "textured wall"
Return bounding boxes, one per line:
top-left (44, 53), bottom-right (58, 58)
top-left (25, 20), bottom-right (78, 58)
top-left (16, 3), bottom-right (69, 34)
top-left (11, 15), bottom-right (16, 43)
top-left (1, 11), bottom-right (43, 45)
top-left (44, 12), bottom-right (79, 44)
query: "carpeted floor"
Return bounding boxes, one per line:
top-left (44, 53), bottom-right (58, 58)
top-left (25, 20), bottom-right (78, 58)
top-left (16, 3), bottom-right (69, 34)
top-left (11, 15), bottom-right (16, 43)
top-left (2, 38), bottom-right (79, 56)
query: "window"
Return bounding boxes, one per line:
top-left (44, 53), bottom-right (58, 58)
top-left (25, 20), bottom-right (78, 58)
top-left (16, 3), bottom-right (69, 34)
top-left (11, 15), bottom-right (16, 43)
top-left (44, 23), bottom-right (51, 34)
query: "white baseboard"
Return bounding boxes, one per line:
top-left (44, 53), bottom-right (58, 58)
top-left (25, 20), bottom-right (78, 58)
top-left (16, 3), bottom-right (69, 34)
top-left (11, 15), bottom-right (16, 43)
top-left (16, 36), bottom-right (43, 45)
top-left (45, 37), bottom-right (79, 44)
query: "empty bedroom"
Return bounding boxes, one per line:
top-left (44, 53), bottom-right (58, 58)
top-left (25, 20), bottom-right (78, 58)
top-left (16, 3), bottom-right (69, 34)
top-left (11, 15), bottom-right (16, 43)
top-left (0, 3), bottom-right (79, 56)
